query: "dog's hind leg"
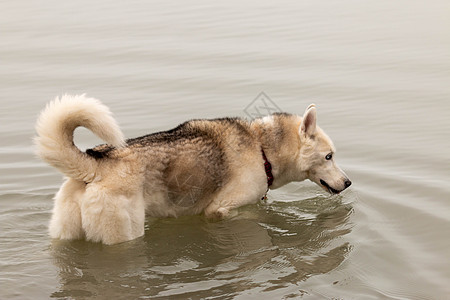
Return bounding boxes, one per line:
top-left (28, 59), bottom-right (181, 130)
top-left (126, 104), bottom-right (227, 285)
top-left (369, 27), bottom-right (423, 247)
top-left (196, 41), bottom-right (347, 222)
top-left (49, 178), bottom-right (85, 240)
top-left (81, 186), bottom-right (145, 245)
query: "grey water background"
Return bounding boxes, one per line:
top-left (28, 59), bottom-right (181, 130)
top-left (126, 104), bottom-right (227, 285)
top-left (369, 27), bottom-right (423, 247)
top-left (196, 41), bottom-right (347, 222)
top-left (1, 0), bottom-right (449, 299)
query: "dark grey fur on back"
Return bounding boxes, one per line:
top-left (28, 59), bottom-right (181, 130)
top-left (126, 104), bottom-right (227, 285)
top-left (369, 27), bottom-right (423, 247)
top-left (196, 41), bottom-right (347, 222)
top-left (86, 117), bottom-right (248, 158)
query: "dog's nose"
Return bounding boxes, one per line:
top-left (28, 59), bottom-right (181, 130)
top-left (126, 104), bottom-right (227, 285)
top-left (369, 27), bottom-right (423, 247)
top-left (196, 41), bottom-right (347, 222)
top-left (344, 180), bottom-right (352, 188)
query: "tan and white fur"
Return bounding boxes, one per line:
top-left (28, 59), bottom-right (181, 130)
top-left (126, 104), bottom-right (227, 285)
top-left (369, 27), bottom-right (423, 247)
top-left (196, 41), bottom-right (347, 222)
top-left (35, 94), bottom-right (351, 245)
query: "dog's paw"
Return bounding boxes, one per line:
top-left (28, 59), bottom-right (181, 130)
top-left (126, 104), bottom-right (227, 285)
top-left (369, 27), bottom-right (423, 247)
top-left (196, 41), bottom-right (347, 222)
top-left (206, 207), bottom-right (239, 220)
top-left (216, 207), bottom-right (229, 219)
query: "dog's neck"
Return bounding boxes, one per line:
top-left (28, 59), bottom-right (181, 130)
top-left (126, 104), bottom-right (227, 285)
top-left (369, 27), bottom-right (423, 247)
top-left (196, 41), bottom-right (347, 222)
top-left (251, 115), bottom-right (308, 189)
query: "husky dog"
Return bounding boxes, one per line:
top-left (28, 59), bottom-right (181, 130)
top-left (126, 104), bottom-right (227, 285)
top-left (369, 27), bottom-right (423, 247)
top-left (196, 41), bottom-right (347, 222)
top-left (35, 95), bottom-right (351, 245)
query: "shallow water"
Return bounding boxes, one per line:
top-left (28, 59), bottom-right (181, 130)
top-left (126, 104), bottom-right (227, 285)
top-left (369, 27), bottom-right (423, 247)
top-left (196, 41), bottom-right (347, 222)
top-left (1, 0), bottom-right (449, 299)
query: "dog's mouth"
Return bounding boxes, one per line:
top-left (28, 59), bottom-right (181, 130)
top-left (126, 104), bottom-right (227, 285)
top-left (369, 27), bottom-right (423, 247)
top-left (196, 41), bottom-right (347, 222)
top-left (320, 179), bottom-right (341, 194)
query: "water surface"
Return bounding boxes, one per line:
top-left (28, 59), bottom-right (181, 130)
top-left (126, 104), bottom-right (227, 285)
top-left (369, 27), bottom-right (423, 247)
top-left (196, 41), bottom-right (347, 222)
top-left (1, 0), bottom-right (449, 299)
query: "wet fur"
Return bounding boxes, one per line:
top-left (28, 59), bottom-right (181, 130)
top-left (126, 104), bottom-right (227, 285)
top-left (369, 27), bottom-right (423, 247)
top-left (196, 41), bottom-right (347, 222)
top-left (35, 95), bottom-right (350, 245)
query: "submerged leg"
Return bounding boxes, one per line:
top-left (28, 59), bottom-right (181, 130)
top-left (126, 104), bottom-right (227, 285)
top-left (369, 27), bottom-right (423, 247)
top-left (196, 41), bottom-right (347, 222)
top-left (81, 185), bottom-right (145, 245)
top-left (204, 175), bottom-right (266, 220)
top-left (49, 178), bottom-right (85, 240)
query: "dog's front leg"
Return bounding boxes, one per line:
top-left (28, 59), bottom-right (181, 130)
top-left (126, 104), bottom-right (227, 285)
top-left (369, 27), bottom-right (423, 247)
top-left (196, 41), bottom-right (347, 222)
top-left (204, 181), bottom-right (265, 220)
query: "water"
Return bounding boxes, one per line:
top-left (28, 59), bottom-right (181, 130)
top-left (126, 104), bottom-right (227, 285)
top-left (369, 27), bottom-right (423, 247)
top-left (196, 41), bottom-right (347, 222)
top-left (1, 0), bottom-right (449, 299)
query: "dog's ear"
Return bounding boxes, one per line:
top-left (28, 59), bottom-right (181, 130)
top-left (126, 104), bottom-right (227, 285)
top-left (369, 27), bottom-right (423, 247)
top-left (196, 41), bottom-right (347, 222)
top-left (300, 104), bottom-right (317, 137)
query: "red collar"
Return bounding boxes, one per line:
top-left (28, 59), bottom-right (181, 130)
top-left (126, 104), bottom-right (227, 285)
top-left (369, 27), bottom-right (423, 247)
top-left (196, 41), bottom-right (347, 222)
top-left (261, 148), bottom-right (274, 187)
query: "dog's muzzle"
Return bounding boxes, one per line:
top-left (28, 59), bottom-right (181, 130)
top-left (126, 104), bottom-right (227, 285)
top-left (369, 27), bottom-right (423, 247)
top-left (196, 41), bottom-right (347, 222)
top-left (320, 179), bottom-right (352, 194)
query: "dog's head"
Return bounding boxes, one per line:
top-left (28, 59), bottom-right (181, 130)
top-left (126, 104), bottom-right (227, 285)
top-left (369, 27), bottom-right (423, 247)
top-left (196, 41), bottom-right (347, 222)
top-left (297, 104), bottom-right (351, 194)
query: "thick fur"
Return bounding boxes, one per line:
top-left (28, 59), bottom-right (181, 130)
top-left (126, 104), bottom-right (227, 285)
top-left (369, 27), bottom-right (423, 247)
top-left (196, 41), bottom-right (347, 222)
top-left (35, 95), bottom-right (351, 245)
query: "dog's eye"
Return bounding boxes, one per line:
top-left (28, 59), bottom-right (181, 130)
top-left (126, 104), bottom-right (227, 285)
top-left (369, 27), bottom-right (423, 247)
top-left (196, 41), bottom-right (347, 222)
top-left (325, 153), bottom-right (332, 160)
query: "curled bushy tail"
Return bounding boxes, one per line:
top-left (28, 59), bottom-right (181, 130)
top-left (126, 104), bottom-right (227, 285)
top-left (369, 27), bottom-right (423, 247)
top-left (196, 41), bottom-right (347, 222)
top-left (34, 94), bottom-right (125, 182)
